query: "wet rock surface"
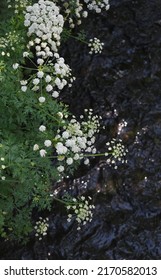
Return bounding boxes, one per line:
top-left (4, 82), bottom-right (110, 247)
top-left (1, 0), bottom-right (161, 259)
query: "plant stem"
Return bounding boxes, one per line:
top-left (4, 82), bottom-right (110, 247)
top-left (52, 196), bottom-right (68, 205)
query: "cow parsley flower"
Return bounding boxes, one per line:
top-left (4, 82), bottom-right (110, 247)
top-left (55, 142), bottom-right (68, 155)
top-left (39, 149), bottom-right (47, 157)
top-left (88, 37), bottom-right (104, 54)
top-left (7, 0), bottom-right (31, 14)
top-left (13, 63), bottom-right (19, 69)
top-left (38, 96), bottom-right (45, 103)
top-left (0, 29), bottom-right (22, 57)
top-left (20, 80), bottom-right (27, 85)
top-left (37, 58), bottom-right (44, 65)
top-left (33, 78), bottom-right (40, 85)
top-left (66, 157), bottom-right (73, 165)
top-left (45, 75), bottom-right (52, 83)
top-left (62, 131), bottom-right (70, 139)
top-left (33, 144), bottom-right (39, 151)
top-left (52, 91), bottom-right (59, 98)
top-left (84, 0), bottom-right (110, 13)
top-left (20, 80), bottom-right (28, 91)
top-left (39, 125), bottom-right (46, 132)
top-left (21, 86), bottom-right (27, 92)
top-left (34, 217), bottom-right (49, 240)
top-left (23, 51), bottom-right (29, 57)
top-left (54, 0), bottom-right (89, 28)
top-left (46, 84), bottom-right (53, 92)
top-left (57, 165), bottom-right (64, 172)
top-left (66, 196), bottom-right (95, 230)
top-left (106, 139), bottom-right (128, 169)
top-left (44, 140), bottom-right (52, 147)
top-left (37, 71), bottom-right (44, 78)
top-left (53, 109), bottom-right (100, 171)
top-left (24, 0), bottom-right (64, 57)
top-left (84, 158), bottom-right (89, 165)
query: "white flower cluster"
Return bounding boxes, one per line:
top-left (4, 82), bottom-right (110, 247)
top-left (7, 0), bottom-right (31, 14)
top-left (24, 0), bottom-right (64, 56)
top-left (34, 217), bottom-right (49, 240)
top-left (0, 30), bottom-right (21, 58)
top-left (84, 0), bottom-right (110, 13)
top-left (33, 128), bottom-right (52, 157)
top-left (55, 109), bottom-right (100, 172)
top-left (106, 139), bottom-right (128, 169)
top-left (55, 0), bottom-right (88, 29)
top-left (66, 196), bottom-right (95, 230)
top-left (48, 56), bottom-right (75, 91)
top-left (12, 1), bottom-right (75, 97)
top-left (19, 54), bottom-right (74, 94)
top-left (54, 0), bottom-right (110, 27)
top-left (33, 109), bottom-right (100, 171)
top-left (0, 157), bottom-right (6, 181)
top-left (88, 37), bottom-right (104, 54)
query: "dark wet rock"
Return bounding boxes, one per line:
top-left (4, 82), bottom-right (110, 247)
top-left (1, 0), bottom-right (161, 259)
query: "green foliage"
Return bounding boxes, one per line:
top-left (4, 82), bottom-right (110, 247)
top-left (0, 3), bottom-right (67, 241)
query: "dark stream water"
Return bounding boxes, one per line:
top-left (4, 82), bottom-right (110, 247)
top-left (1, 0), bottom-right (161, 259)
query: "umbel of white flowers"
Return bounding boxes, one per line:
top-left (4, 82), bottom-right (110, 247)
top-left (66, 196), bottom-right (95, 230)
top-left (24, 0), bottom-right (64, 54)
top-left (34, 217), bottom-right (49, 240)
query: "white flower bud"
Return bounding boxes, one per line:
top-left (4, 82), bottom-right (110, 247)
top-left (37, 71), bottom-right (44, 78)
top-left (39, 96), bottom-right (45, 103)
top-left (66, 158), bottom-right (73, 165)
top-left (33, 144), bottom-right (39, 151)
top-left (46, 84), bottom-right (53, 92)
top-left (52, 91), bottom-right (59, 98)
top-left (40, 149), bottom-right (47, 157)
top-left (21, 85), bottom-right (27, 92)
top-left (33, 78), bottom-right (40, 85)
top-left (39, 125), bottom-right (46, 132)
top-left (13, 63), bottom-right (19, 70)
top-left (44, 140), bottom-right (52, 147)
top-left (57, 165), bottom-right (64, 172)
